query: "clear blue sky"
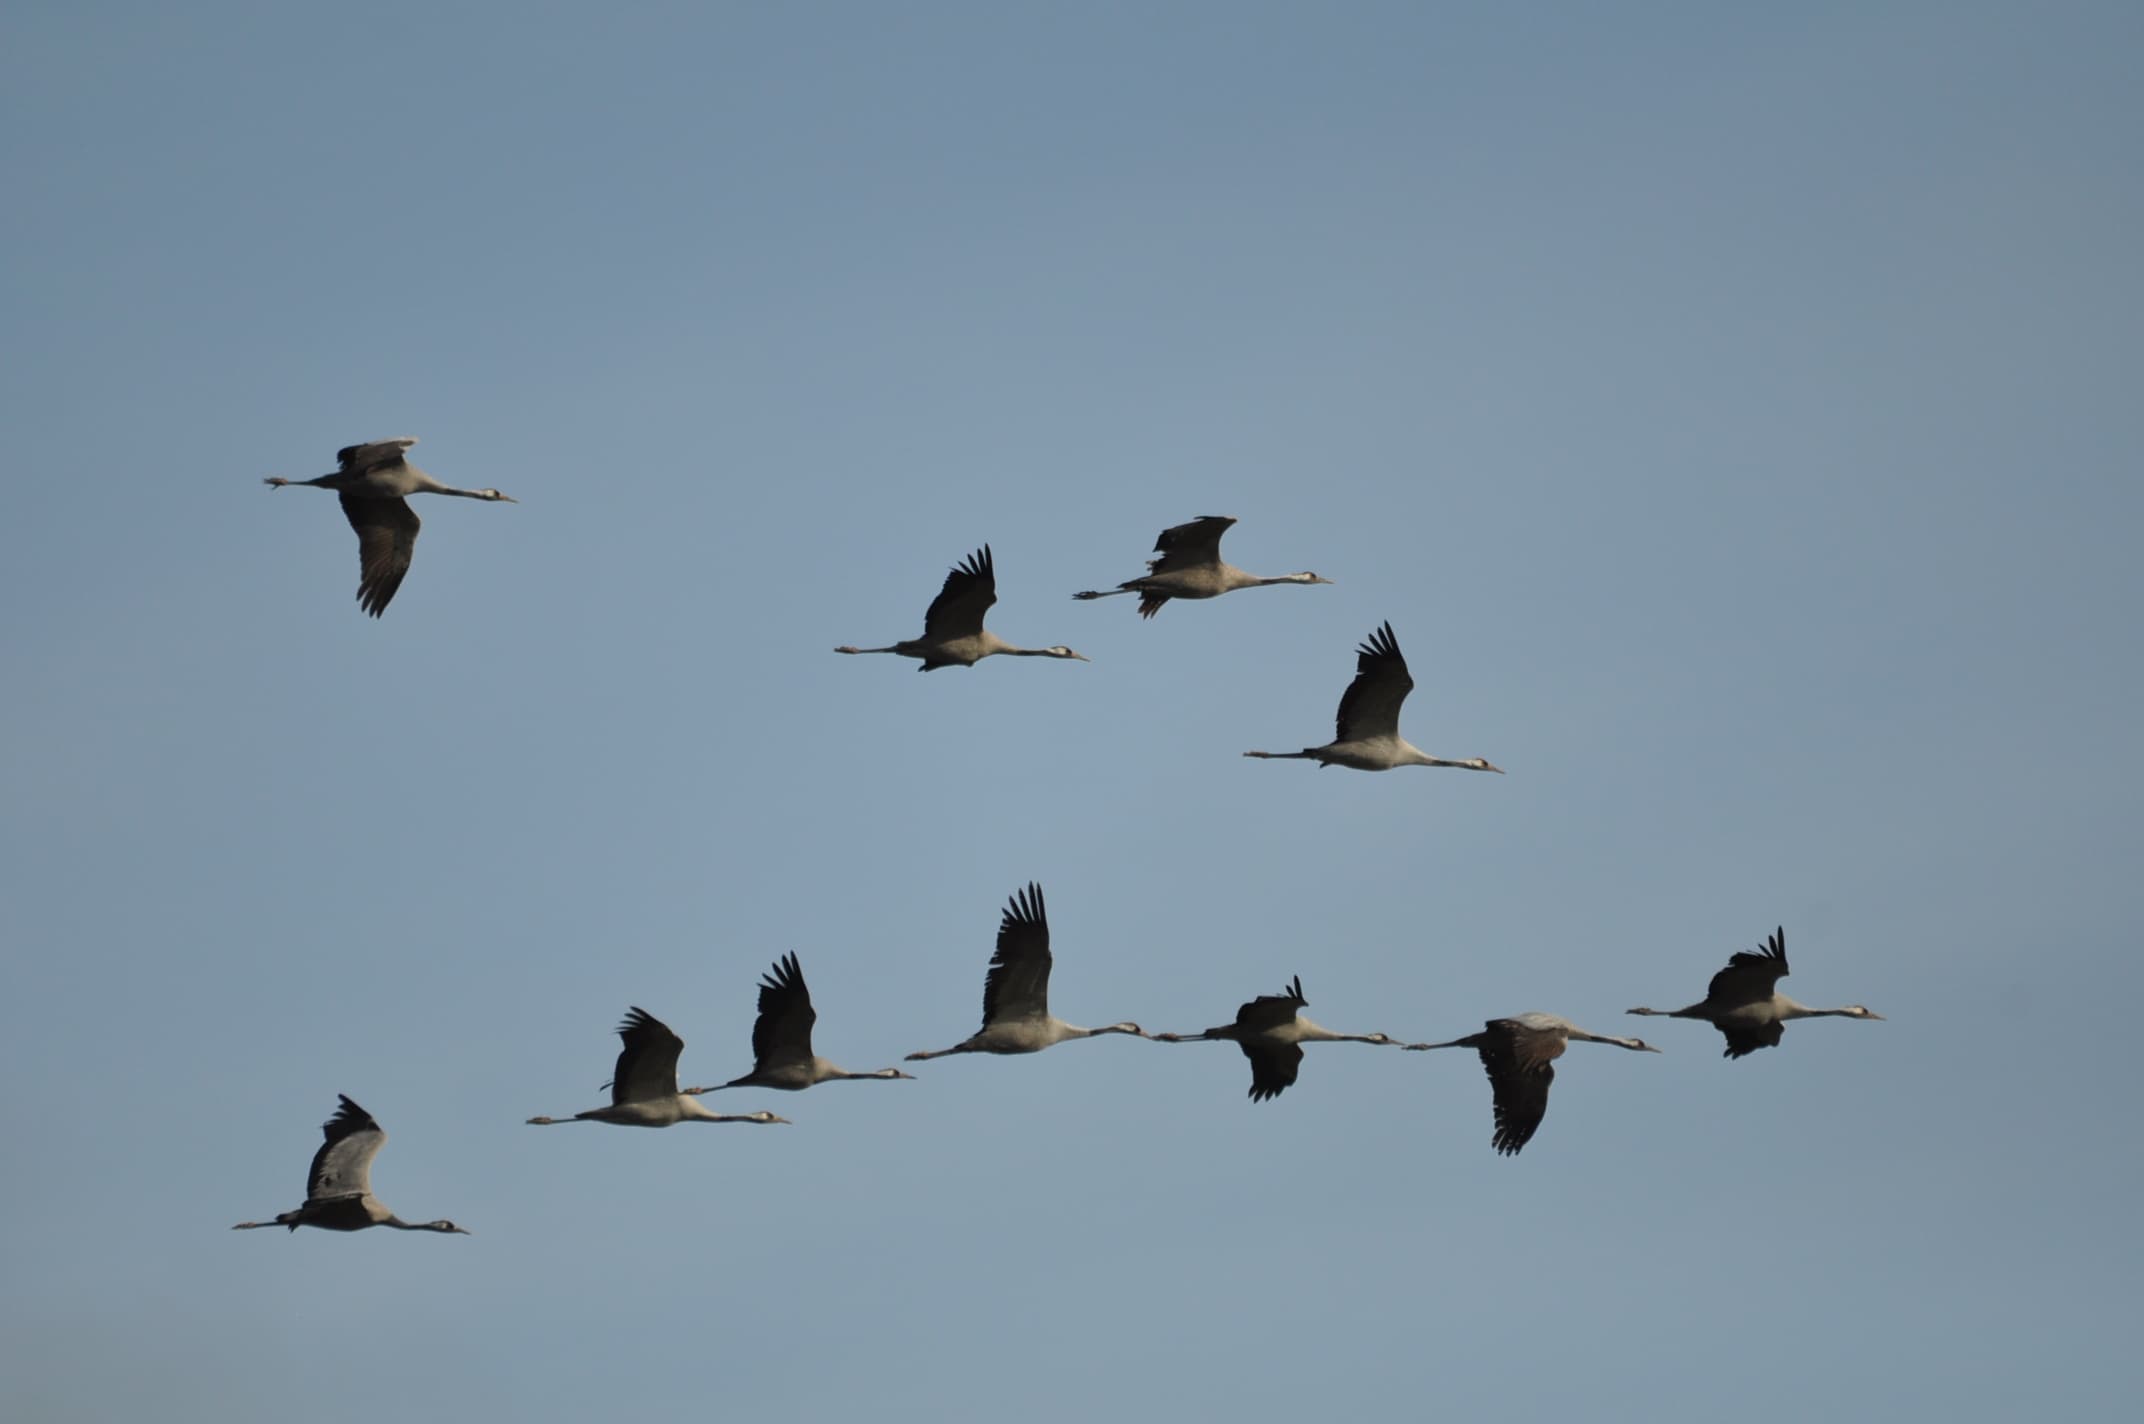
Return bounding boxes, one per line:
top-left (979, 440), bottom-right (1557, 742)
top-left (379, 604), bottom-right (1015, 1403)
top-left (4, 2), bottom-right (2139, 1419)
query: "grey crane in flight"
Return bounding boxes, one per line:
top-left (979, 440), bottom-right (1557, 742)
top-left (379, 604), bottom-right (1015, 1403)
top-left (264, 437), bottom-right (515, 616)
top-left (1407, 1013), bottom-right (1660, 1156)
top-left (233, 1095), bottom-right (469, 1234)
top-left (526, 1007), bottom-right (790, 1127)
top-left (1244, 622), bottom-right (1502, 773)
top-left (905, 882), bottom-right (1148, 1061)
top-left (1154, 975), bottom-right (1400, 1101)
top-left (1071, 515), bottom-right (1331, 618)
top-left (705, 953), bottom-right (916, 1090)
top-left (836, 545), bottom-right (1089, 669)
top-left (1628, 926), bottom-right (1884, 1058)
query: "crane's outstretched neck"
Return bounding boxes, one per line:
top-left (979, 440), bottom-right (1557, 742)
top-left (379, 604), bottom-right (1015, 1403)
top-left (1071, 586), bottom-right (1136, 600)
top-left (1243, 749), bottom-right (1315, 760)
top-left (385, 1216), bottom-right (470, 1234)
top-left (1405, 753), bottom-right (1504, 773)
top-left (1403, 1036), bottom-right (1480, 1052)
top-left (834, 645), bottom-right (900, 655)
top-left (1626, 1005), bottom-right (1701, 1018)
top-left (1568, 1028), bottom-right (1661, 1051)
top-left (1294, 1019), bottom-right (1394, 1045)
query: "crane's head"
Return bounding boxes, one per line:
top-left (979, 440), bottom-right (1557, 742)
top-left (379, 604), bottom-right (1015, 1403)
top-left (741, 1111), bottom-right (792, 1125)
top-left (1041, 646), bottom-right (1090, 661)
top-left (476, 489), bottom-right (517, 502)
top-left (1290, 572), bottom-right (1334, 586)
top-left (1840, 1006), bottom-right (1885, 1020)
top-left (422, 1219), bottom-right (473, 1234)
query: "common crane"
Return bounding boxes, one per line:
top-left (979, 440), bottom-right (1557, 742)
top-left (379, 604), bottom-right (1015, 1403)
top-left (836, 545), bottom-right (1089, 669)
top-left (526, 1007), bottom-right (791, 1127)
top-left (233, 1095), bottom-right (469, 1234)
top-left (1628, 926), bottom-right (1884, 1058)
top-left (1407, 1014), bottom-right (1659, 1156)
top-left (1071, 515), bottom-right (1331, 618)
top-left (264, 438), bottom-right (515, 616)
top-left (1154, 975), bottom-right (1399, 1101)
top-left (1244, 622), bottom-right (1502, 773)
top-left (705, 953), bottom-right (916, 1090)
top-left (905, 883), bottom-right (1148, 1060)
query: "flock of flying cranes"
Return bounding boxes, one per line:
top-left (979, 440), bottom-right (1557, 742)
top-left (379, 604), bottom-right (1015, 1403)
top-left (239, 437), bottom-right (1885, 1237)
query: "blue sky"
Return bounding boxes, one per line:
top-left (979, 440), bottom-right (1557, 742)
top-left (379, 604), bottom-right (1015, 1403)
top-left (4, 2), bottom-right (2140, 1419)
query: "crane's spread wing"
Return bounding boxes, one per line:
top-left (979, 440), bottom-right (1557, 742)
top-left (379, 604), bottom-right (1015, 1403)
top-left (335, 438), bottom-right (418, 477)
top-left (981, 882), bottom-right (1053, 1026)
top-left (1242, 1041), bottom-right (1304, 1101)
top-left (1476, 1022), bottom-right (1559, 1156)
top-left (339, 493), bottom-right (420, 617)
top-left (1718, 1020), bottom-right (1785, 1059)
top-left (1233, 975), bottom-right (1308, 1036)
top-left (1332, 622), bottom-right (1414, 743)
top-left (306, 1095), bottom-right (385, 1202)
top-left (1705, 926), bottom-right (1790, 1006)
top-left (752, 953), bottom-right (818, 1069)
top-left (920, 546), bottom-right (997, 641)
top-left (611, 1007), bottom-right (686, 1104)
top-left (1144, 515), bottom-right (1235, 576)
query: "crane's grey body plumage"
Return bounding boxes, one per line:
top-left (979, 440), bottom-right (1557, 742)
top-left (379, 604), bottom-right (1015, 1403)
top-left (1244, 621), bottom-right (1502, 774)
top-left (526, 1007), bottom-right (791, 1127)
top-left (1155, 975), bottom-right (1399, 1101)
top-left (264, 437), bottom-right (516, 617)
top-left (708, 953), bottom-right (916, 1090)
top-left (836, 545), bottom-right (1089, 669)
top-left (1408, 1013), bottom-right (1660, 1155)
top-left (1628, 927), bottom-right (1884, 1057)
top-left (1071, 515), bottom-right (1331, 618)
top-left (232, 1095), bottom-right (469, 1234)
top-left (905, 883), bottom-right (1147, 1060)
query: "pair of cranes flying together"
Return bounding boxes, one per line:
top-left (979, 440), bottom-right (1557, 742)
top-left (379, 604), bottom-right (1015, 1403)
top-left (833, 513), bottom-right (1333, 667)
top-left (529, 952), bottom-right (915, 1129)
top-left (832, 513), bottom-right (1330, 670)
